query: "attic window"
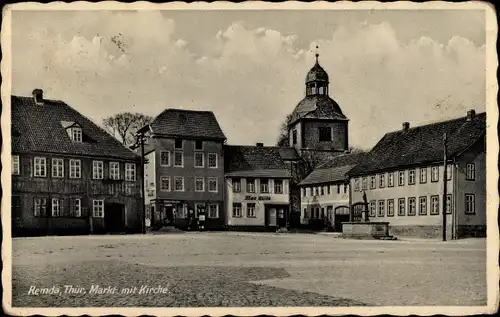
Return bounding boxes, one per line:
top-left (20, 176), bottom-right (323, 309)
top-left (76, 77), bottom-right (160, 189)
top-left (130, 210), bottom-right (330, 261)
top-left (318, 127), bottom-right (332, 142)
top-left (71, 127), bottom-right (82, 142)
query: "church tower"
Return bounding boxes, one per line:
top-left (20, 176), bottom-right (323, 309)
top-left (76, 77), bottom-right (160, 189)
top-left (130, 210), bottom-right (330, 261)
top-left (288, 51), bottom-right (349, 154)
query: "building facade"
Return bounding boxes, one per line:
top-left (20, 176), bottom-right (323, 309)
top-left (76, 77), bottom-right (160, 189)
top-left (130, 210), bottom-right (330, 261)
top-left (224, 144), bottom-right (300, 231)
top-left (11, 90), bottom-right (142, 236)
top-left (348, 111), bottom-right (486, 239)
top-left (298, 152), bottom-right (367, 231)
top-left (137, 109), bottom-right (226, 230)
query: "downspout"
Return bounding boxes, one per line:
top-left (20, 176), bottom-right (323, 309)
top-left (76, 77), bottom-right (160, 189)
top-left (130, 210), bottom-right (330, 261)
top-left (453, 157), bottom-right (458, 240)
top-left (348, 175), bottom-right (353, 222)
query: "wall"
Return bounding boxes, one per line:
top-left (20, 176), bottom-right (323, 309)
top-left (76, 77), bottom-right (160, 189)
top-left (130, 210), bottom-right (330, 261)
top-left (350, 165), bottom-right (455, 238)
top-left (302, 120), bottom-right (348, 151)
top-left (144, 150), bottom-right (156, 205)
top-left (225, 177), bottom-right (289, 227)
top-left (300, 182), bottom-right (350, 224)
top-left (455, 138), bottom-right (486, 236)
top-left (153, 137), bottom-right (225, 203)
top-left (11, 152), bottom-right (142, 235)
top-left (289, 121), bottom-right (303, 152)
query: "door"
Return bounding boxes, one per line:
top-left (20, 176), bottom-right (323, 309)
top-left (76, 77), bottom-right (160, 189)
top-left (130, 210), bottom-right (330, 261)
top-left (334, 206), bottom-right (350, 232)
top-left (266, 207), bottom-right (277, 227)
top-left (11, 196), bottom-right (22, 236)
top-left (104, 203), bottom-right (125, 233)
top-left (277, 207), bottom-right (287, 227)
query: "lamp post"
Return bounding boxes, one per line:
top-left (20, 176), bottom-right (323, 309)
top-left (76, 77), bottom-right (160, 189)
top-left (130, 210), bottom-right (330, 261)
top-left (442, 133), bottom-right (448, 241)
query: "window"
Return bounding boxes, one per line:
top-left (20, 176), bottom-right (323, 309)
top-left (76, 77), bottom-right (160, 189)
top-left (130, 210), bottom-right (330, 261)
top-left (274, 179), bottom-right (283, 194)
top-left (12, 196), bottom-right (21, 220)
top-left (71, 127), bottom-right (82, 142)
top-left (446, 164), bottom-right (452, 180)
top-left (420, 167), bottom-right (427, 183)
top-left (354, 178), bottom-right (360, 191)
top-left (303, 208), bottom-right (309, 219)
top-left (388, 172), bottom-right (394, 187)
top-left (398, 198), bottom-right (406, 216)
top-left (320, 186), bottom-right (325, 196)
top-left (465, 194), bottom-right (475, 214)
top-left (52, 198), bottom-right (62, 217)
top-left (408, 197), bottom-right (416, 216)
top-left (408, 169), bottom-right (416, 185)
top-left (125, 163), bottom-right (136, 181)
top-left (195, 140), bottom-right (203, 150)
top-left (320, 207), bottom-right (325, 219)
top-left (208, 178), bottom-right (218, 192)
top-left (110, 162), bottom-right (120, 179)
top-left (247, 178), bottom-right (255, 193)
top-left (195, 177), bottom-right (205, 192)
top-left (292, 130), bottom-right (297, 145)
top-left (378, 200), bottom-right (385, 217)
top-left (446, 194), bottom-right (452, 214)
top-left (431, 166), bottom-right (439, 182)
top-left (232, 203), bottom-right (242, 217)
top-left (233, 178), bottom-right (241, 193)
top-left (195, 204), bottom-right (205, 217)
top-left (337, 184), bottom-right (341, 194)
top-left (247, 203), bottom-right (256, 218)
top-left (34, 157), bottom-right (47, 177)
top-left (194, 152), bottom-right (204, 167)
top-left (160, 176), bottom-right (170, 191)
top-left (174, 177), bottom-right (184, 191)
top-left (70, 159), bottom-right (81, 179)
top-left (70, 198), bottom-right (82, 217)
top-left (398, 171), bottom-right (405, 186)
top-left (387, 199), bottom-right (394, 217)
top-left (208, 204), bottom-right (219, 218)
top-left (93, 200), bottom-right (104, 218)
top-left (12, 155), bottom-right (20, 175)
top-left (93, 161), bottom-right (104, 179)
top-left (430, 195), bottom-right (440, 215)
top-left (419, 196), bottom-right (427, 215)
top-left (379, 174), bottom-right (385, 188)
top-left (175, 139), bottom-right (183, 149)
top-left (208, 153), bottom-right (218, 168)
top-left (160, 151), bottom-right (170, 166)
top-left (362, 177), bottom-right (368, 190)
top-left (301, 188), bottom-right (305, 197)
top-left (174, 151), bottom-right (184, 167)
top-left (318, 127), bottom-right (332, 141)
top-left (34, 198), bottom-right (48, 217)
top-left (370, 175), bottom-right (376, 189)
top-left (260, 179), bottom-right (269, 193)
top-left (52, 158), bottom-right (64, 178)
top-left (466, 163), bottom-right (476, 180)
top-left (369, 201), bottom-right (376, 217)
top-left (344, 184), bottom-right (348, 193)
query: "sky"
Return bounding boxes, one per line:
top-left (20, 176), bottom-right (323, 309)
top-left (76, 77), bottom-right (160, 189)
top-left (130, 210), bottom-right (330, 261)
top-left (10, 9), bottom-right (487, 149)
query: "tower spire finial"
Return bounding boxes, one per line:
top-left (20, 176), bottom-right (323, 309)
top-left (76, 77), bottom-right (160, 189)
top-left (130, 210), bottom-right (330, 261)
top-left (315, 45), bottom-right (319, 63)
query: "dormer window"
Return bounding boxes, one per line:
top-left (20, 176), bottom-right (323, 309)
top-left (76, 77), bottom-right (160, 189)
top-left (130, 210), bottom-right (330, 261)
top-left (61, 121), bottom-right (83, 143)
top-left (71, 127), bottom-right (82, 142)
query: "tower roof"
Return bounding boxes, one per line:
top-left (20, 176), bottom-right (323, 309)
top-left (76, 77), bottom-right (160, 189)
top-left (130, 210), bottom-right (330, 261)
top-left (289, 95), bottom-right (347, 125)
top-left (305, 56), bottom-right (329, 84)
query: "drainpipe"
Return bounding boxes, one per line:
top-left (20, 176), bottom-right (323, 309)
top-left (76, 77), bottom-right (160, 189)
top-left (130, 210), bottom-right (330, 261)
top-left (453, 157), bottom-right (458, 240)
top-left (442, 133), bottom-right (448, 241)
top-left (348, 176), bottom-right (353, 222)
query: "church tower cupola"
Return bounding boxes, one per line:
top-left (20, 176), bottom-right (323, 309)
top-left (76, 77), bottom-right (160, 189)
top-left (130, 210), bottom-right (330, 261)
top-left (305, 51), bottom-right (329, 96)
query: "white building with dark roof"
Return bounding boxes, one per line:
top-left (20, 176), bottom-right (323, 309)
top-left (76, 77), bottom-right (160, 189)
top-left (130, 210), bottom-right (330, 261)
top-left (224, 144), bottom-right (300, 230)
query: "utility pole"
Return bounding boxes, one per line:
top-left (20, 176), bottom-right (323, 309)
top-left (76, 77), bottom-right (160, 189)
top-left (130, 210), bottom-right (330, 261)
top-left (442, 133), bottom-right (448, 241)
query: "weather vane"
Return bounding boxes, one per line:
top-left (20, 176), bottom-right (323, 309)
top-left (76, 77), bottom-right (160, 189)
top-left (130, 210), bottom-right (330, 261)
top-left (315, 45), bottom-right (319, 62)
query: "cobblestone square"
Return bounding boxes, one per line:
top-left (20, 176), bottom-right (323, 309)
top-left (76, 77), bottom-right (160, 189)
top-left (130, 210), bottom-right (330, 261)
top-left (11, 232), bottom-right (487, 307)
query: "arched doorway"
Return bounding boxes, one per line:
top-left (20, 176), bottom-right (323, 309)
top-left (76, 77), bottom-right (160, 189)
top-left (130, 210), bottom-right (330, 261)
top-left (334, 205), bottom-right (350, 232)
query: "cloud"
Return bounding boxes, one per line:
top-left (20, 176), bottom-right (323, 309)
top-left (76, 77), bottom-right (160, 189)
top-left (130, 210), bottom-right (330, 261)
top-left (11, 12), bottom-right (485, 149)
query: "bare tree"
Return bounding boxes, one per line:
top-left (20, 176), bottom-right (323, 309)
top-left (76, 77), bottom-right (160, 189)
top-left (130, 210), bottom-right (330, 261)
top-left (103, 112), bottom-right (153, 146)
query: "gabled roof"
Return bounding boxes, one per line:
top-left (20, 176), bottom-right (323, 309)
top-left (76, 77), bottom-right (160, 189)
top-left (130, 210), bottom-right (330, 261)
top-left (299, 152), bottom-right (368, 186)
top-left (348, 112), bottom-right (486, 176)
top-left (11, 95), bottom-right (140, 160)
top-left (146, 108), bottom-right (226, 140)
top-left (224, 145), bottom-right (299, 178)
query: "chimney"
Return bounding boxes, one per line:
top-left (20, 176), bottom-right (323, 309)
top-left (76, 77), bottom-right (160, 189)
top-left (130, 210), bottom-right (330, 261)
top-left (466, 109), bottom-right (476, 121)
top-left (32, 89), bottom-right (44, 105)
top-left (402, 122), bottom-right (410, 131)
top-left (256, 142), bottom-right (264, 147)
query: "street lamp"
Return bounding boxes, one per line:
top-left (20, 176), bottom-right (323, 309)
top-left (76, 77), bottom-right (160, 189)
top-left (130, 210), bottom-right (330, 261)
top-left (135, 132), bottom-right (147, 234)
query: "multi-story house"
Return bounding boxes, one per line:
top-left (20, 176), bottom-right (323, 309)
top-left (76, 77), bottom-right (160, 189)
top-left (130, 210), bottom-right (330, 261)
top-left (11, 89), bottom-right (142, 236)
top-left (348, 110), bottom-right (486, 239)
top-left (224, 144), bottom-right (300, 231)
top-left (137, 109), bottom-right (226, 230)
top-left (298, 152), bottom-right (367, 231)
